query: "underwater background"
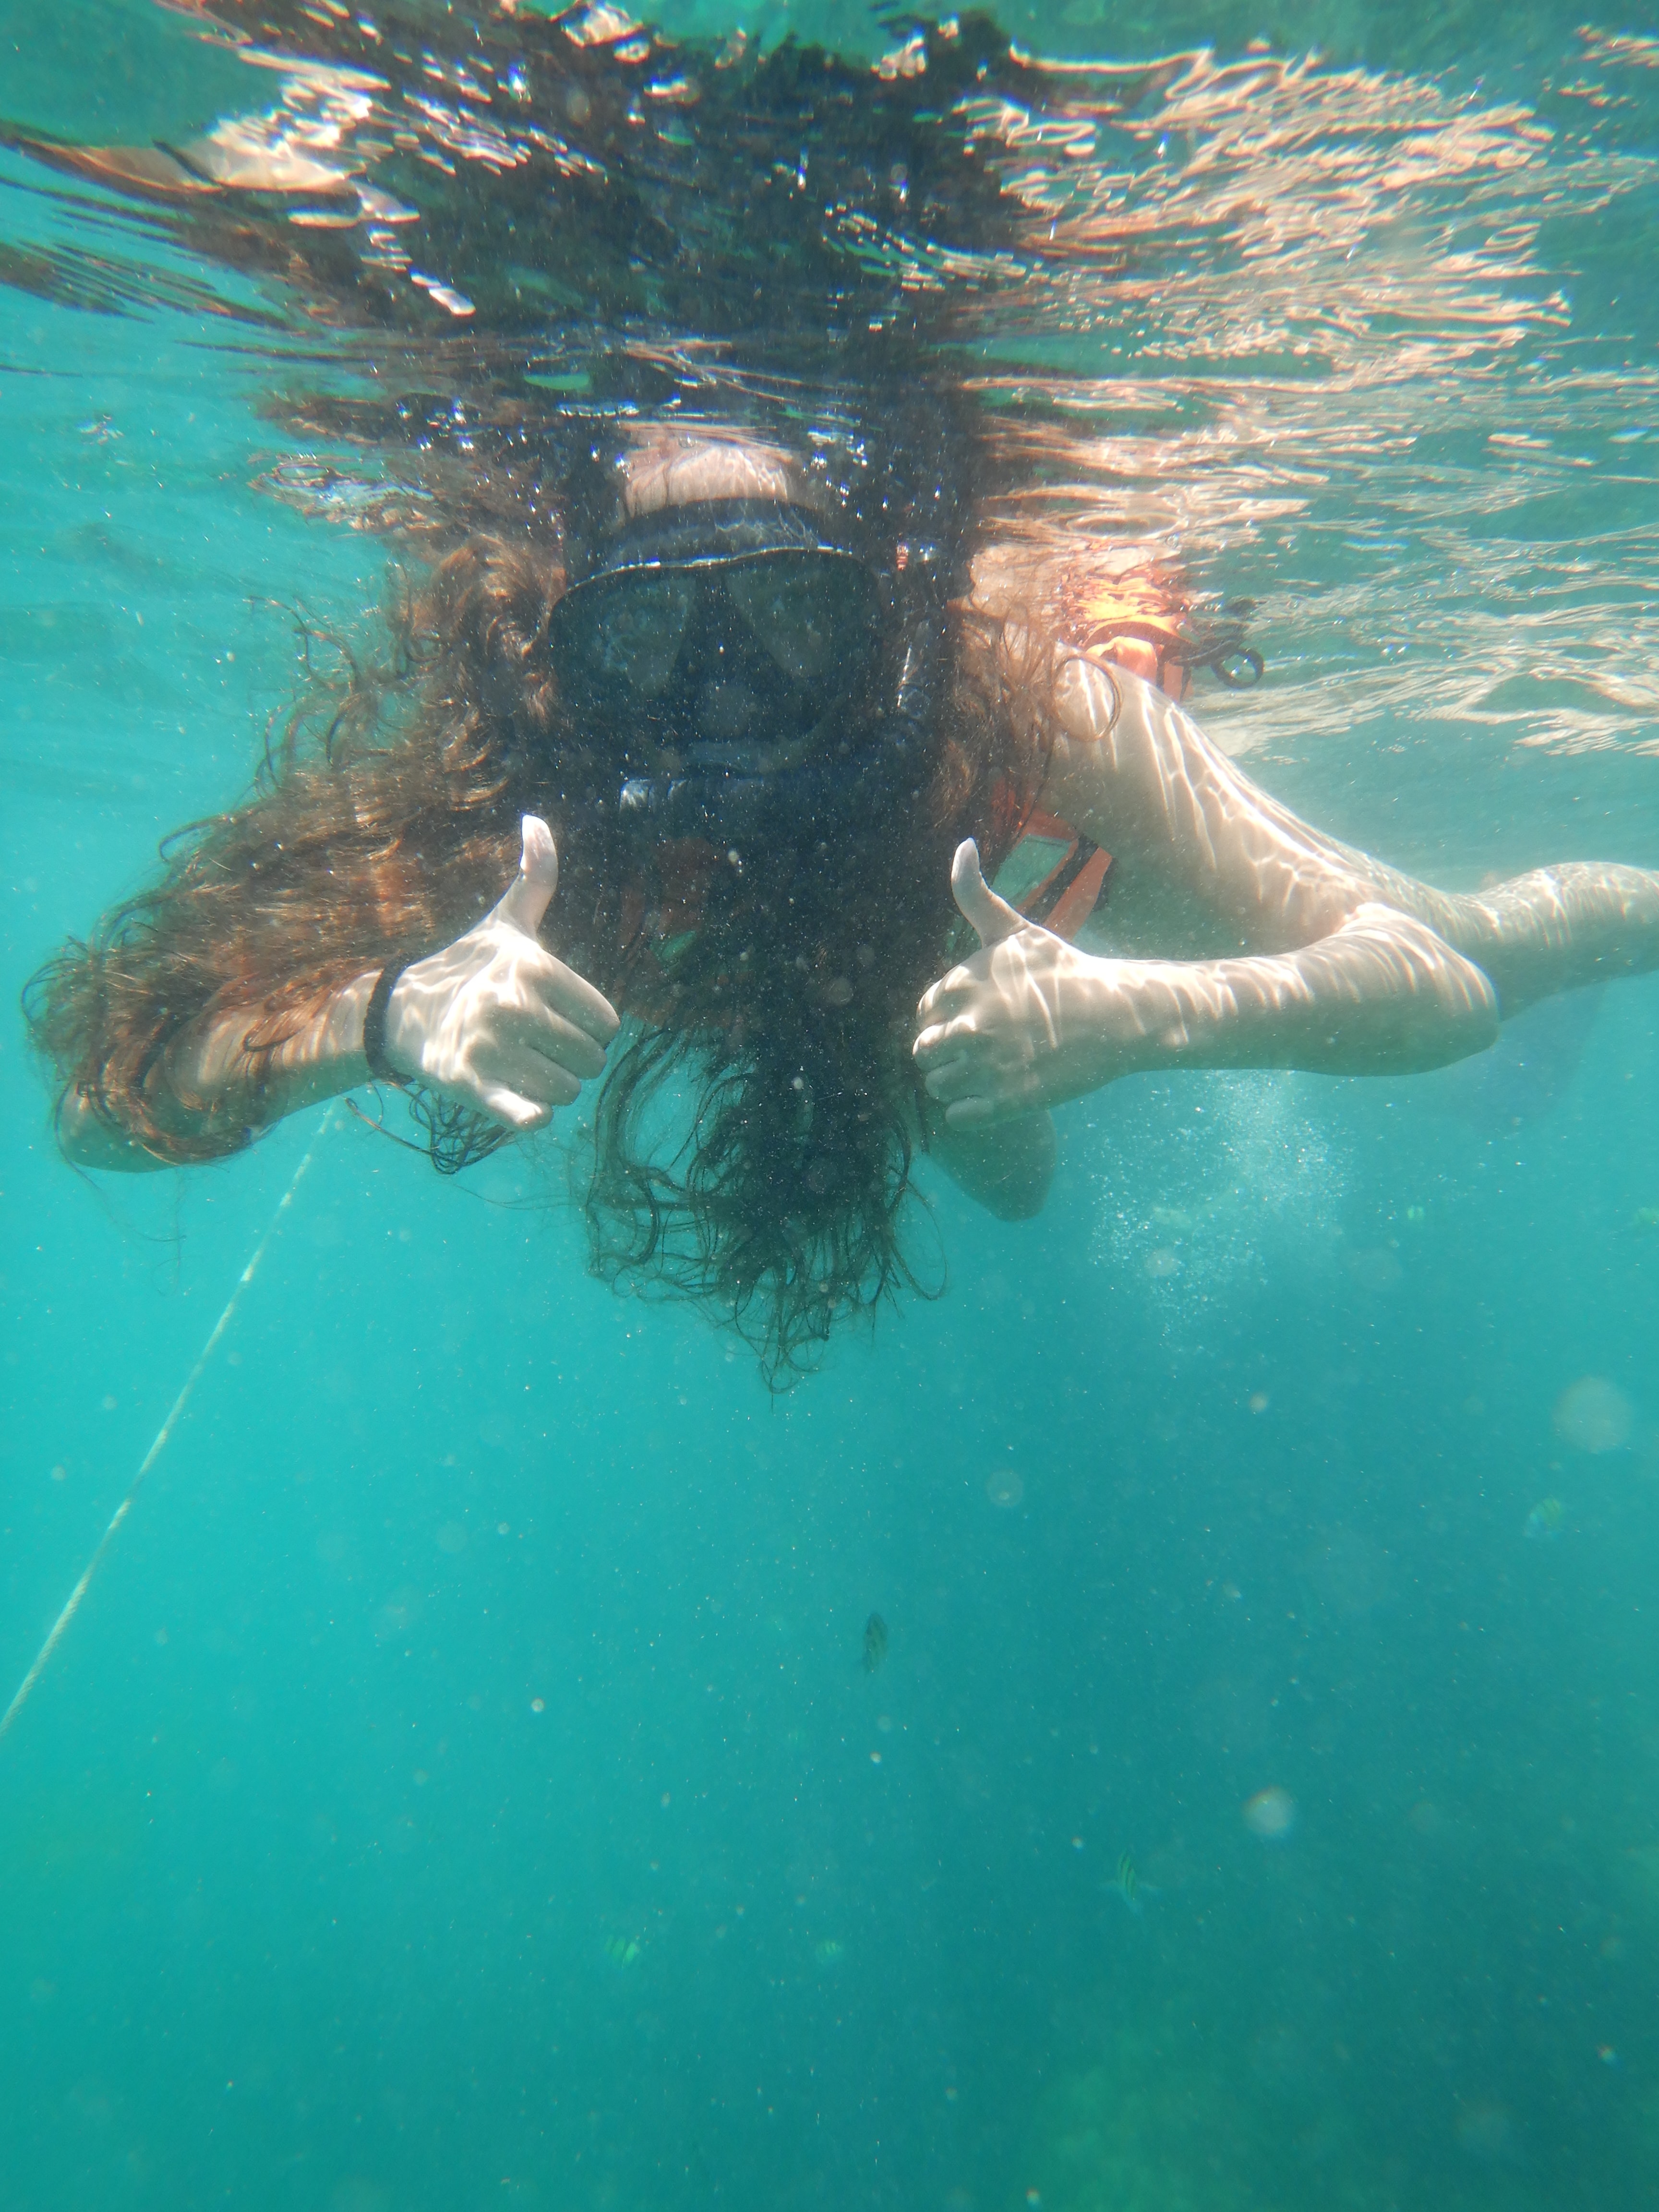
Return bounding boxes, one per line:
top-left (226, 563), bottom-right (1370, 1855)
top-left (4, 0), bottom-right (1659, 2207)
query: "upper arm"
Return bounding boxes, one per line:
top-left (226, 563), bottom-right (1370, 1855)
top-left (961, 547), bottom-right (1462, 962)
top-left (924, 1102), bottom-right (1056, 1221)
top-left (1037, 655), bottom-right (1383, 954)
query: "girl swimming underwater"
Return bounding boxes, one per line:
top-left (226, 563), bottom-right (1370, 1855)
top-left (21, 3), bottom-right (1659, 1380)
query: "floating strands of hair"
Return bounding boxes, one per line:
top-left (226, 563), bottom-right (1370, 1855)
top-left (346, 1082), bottom-right (512, 1175)
top-left (0, 1105), bottom-right (337, 1748)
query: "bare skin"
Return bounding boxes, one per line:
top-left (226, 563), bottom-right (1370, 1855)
top-left (911, 590), bottom-right (1659, 1144)
top-left (59, 537), bottom-right (1659, 1205)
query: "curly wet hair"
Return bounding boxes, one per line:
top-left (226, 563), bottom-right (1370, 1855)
top-left (24, 531), bottom-right (1039, 1382)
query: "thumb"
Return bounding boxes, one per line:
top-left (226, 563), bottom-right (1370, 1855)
top-left (950, 839), bottom-right (1026, 950)
top-left (489, 815), bottom-right (560, 938)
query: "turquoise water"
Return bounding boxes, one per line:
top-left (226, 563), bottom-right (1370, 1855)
top-left (4, 3), bottom-right (1659, 2207)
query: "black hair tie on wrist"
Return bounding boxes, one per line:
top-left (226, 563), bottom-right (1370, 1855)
top-left (361, 961), bottom-right (411, 1086)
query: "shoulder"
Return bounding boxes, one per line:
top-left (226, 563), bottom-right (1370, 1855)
top-left (955, 547), bottom-right (1184, 753)
top-left (960, 541), bottom-right (1191, 697)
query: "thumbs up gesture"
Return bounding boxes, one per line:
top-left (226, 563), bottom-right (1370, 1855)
top-left (378, 816), bottom-right (620, 1130)
top-left (913, 839), bottom-right (1135, 1127)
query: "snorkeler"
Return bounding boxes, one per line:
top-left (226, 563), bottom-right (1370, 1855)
top-left (21, 2), bottom-right (1659, 1377)
top-left (31, 421), bottom-right (1659, 1380)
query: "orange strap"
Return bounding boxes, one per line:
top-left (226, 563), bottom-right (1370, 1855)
top-left (991, 793), bottom-right (1112, 940)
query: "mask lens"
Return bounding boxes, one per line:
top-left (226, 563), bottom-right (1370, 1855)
top-left (557, 571), bottom-right (700, 700)
top-left (555, 551), bottom-right (879, 715)
top-left (725, 557), bottom-right (866, 685)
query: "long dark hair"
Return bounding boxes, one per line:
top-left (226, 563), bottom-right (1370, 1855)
top-left (24, 531), bottom-right (1028, 1382)
top-left (14, 0), bottom-right (1238, 1378)
top-left (573, 685), bottom-right (1005, 1377)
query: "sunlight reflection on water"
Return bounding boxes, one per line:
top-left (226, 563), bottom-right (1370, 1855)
top-left (4, 8), bottom-right (1654, 795)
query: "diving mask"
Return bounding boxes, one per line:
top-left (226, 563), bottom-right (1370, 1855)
top-left (552, 501), bottom-right (881, 735)
top-left (551, 498), bottom-right (936, 834)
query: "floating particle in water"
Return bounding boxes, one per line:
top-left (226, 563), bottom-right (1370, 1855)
top-left (1305, 1527), bottom-right (1390, 1617)
top-left (1632, 1207), bottom-right (1659, 1231)
top-left (862, 1613), bottom-right (888, 1672)
top-left (1346, 1245), bottom-right (1403, 1292)
top-left (1149, 1202), bottom-right (1199, 1231)
top-left (332, 2180), bottom-right (393, 2212)
top-left (1455, 2099), bottom-right (1517, 2163)
top-left (1554, 1376), bottom-right (1634, 1454)
top-left (1243, 1786), bottom-right (1297, 1839)
top-left (374, 1586), bottom-right (423, 1641)
top-left (1091, 1075), bottom-right (1349, 1325)
top-left (1248, 1392), bottom-right (1270, 1414)
top-left (986, 1469), bottom-right (1024, 1509)
top-left (1523, 1496), bottom-right (1564, 1541)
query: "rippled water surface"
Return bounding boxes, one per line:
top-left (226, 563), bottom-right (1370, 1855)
top-left (4, 4), bottom-right (1659, 2210)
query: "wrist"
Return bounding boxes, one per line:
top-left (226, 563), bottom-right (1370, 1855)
top-left (1070, 950), bottom-right (1164, 1088)
top-left (360, 961), bottom-right (415, 1084)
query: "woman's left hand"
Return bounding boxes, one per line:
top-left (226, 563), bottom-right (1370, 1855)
top-left (914, 841), bottom-right (1142, 1127)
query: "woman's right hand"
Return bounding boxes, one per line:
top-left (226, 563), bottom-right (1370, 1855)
top-left (380, 815), bottom-right (620, 1130)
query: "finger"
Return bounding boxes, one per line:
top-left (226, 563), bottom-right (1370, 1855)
top-left (920, 1054), bottom-right (977, 1103)
top-left (914, 1011), bottom-right (978, 1060)
top-left (510, 998), bottom-right (610, 1083)
top-left (481, 1028), bottom-right (585, 1101)
top-left (535, 956), bottom-right (622, 1046)
top-left (951, 839), bottom-right (1026, 951)
top-left (914, 1029), bottom-right (958, 1066)
top-left (477, 1082), bottom-right (554, 1131)
top-left (490, 815), bottom-right (561, 939)
top-left (942, 1094), bottom-right (998, 1130)
top-left (915, 967), bottom-right (976, 1029)
top-left (478, 1023), bottom-right (586, 1096)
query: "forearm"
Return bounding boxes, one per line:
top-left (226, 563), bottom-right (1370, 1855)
top-left (1026, 650), bottom-right (1659, 1010)
top-left (1426, 864), bottom-right (1659, 1017)
top-left (917, 887), bottom-right (1506, 1130)
top-left (59, 971), bottom-right (379, 1171)
top-left (1098, 906), bottom-right (1501, 1082)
